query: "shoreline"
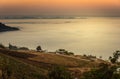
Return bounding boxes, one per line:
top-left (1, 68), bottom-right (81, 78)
top-left (0, 22), bottom-right (20, 32)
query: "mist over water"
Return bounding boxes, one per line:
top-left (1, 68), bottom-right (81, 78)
top-left (0, 17), bottom-right (120, 59)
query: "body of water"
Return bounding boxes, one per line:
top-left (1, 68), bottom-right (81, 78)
top-left (0, 17), bottom-right (120, 59)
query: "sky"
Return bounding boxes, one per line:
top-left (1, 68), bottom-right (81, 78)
top-left (0, 0), bottom-right (120, 16)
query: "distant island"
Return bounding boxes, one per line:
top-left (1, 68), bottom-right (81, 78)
top-left (0, 22), bottom-right (19, 32)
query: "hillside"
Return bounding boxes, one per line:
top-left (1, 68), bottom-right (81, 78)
top-left (0, 48), bottom-right (107, 78)
top-left (0, 22), bottom-right (19, 32)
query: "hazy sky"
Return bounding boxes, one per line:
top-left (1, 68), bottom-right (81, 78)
top-left (0, 0), bottom-right (120, 16)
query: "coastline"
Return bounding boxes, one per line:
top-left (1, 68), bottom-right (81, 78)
top-left (0, 22), bottom-right (19, 32)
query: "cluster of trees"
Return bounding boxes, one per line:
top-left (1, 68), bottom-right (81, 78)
top-left (81, 51), bottom-right (120, 79)
top-left (0, 43), bottom-right (43, 52)
top-left (1, 43), bottom-right (74, 56)
top-left (0, 43), bottom-right (29, 51)
top-left (81, 63), bottom-right (120, 79)
top-left (8, 44), bottom-right (29, 50)
top-left (83, 54), bottom-right (96, 59)
top-left (56, 49), bottom-right (74, 55)
top-left (109, 50), bottom-right (120, 64)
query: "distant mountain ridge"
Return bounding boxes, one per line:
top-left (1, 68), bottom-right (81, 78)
top-left (0, 22), bottom-right (19, 32)
top-left (0, 16), bottom-right (76, 19)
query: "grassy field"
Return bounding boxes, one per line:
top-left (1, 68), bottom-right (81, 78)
top-left (0, 48), bottom-right (107, 79)
top-left (0, 50), bottom-right (47, 79)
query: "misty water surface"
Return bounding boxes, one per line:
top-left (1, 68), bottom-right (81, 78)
top-left (0, 17), bottom-right (120, 59)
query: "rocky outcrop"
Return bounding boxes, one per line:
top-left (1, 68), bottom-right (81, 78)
top-left (0, 22), bottom-right (19, 32)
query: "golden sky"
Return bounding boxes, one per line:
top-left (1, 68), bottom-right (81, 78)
top-left (0, 0), bottom-right (120, 15)
top-left (1, 0), bottom-right (120, 7)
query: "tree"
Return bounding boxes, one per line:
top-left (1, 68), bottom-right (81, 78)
top-left (109, 51), bottom-right (120, 64)
top-left (36, 46), bottom-right (42, 52)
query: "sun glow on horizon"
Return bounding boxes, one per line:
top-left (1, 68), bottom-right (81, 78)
top-left (0, 0), bottom-right (120, 15)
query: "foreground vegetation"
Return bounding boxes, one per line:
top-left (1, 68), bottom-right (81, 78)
top-left (0, 43), bottom-right (120, 79)
top-left (0, 53), bottom-right (47, 79)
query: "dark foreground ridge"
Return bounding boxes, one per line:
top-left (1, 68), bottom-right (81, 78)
top-left (0, 22), bottom-right (19, 32)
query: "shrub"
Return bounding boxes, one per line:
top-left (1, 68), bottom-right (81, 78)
top-left (9, 44), bottom-right (18, 50)
top-left (36, 46), bottom-right (42, 52)
top-left (0, 43), bottom-right (5, 49)
top-left (81, 63), bottom-right (120, 79)
top-left (48, 66), bottom-right (73, 79)
top-left (19, 47), bottom-right (29, 50)
top-left (56, 49), bottom-right (74, 55)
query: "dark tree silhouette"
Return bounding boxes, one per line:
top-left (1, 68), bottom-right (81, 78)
top-left (36, 46), bottom-right (42, 52)
top-left (109, 50), bottom-right (120, 64)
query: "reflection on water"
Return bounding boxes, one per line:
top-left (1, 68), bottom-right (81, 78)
top-left (0, 17), bottom-right (120, 59)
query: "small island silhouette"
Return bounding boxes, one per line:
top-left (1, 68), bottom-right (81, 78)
top-left (0, 22), bottom-right (19, 32)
